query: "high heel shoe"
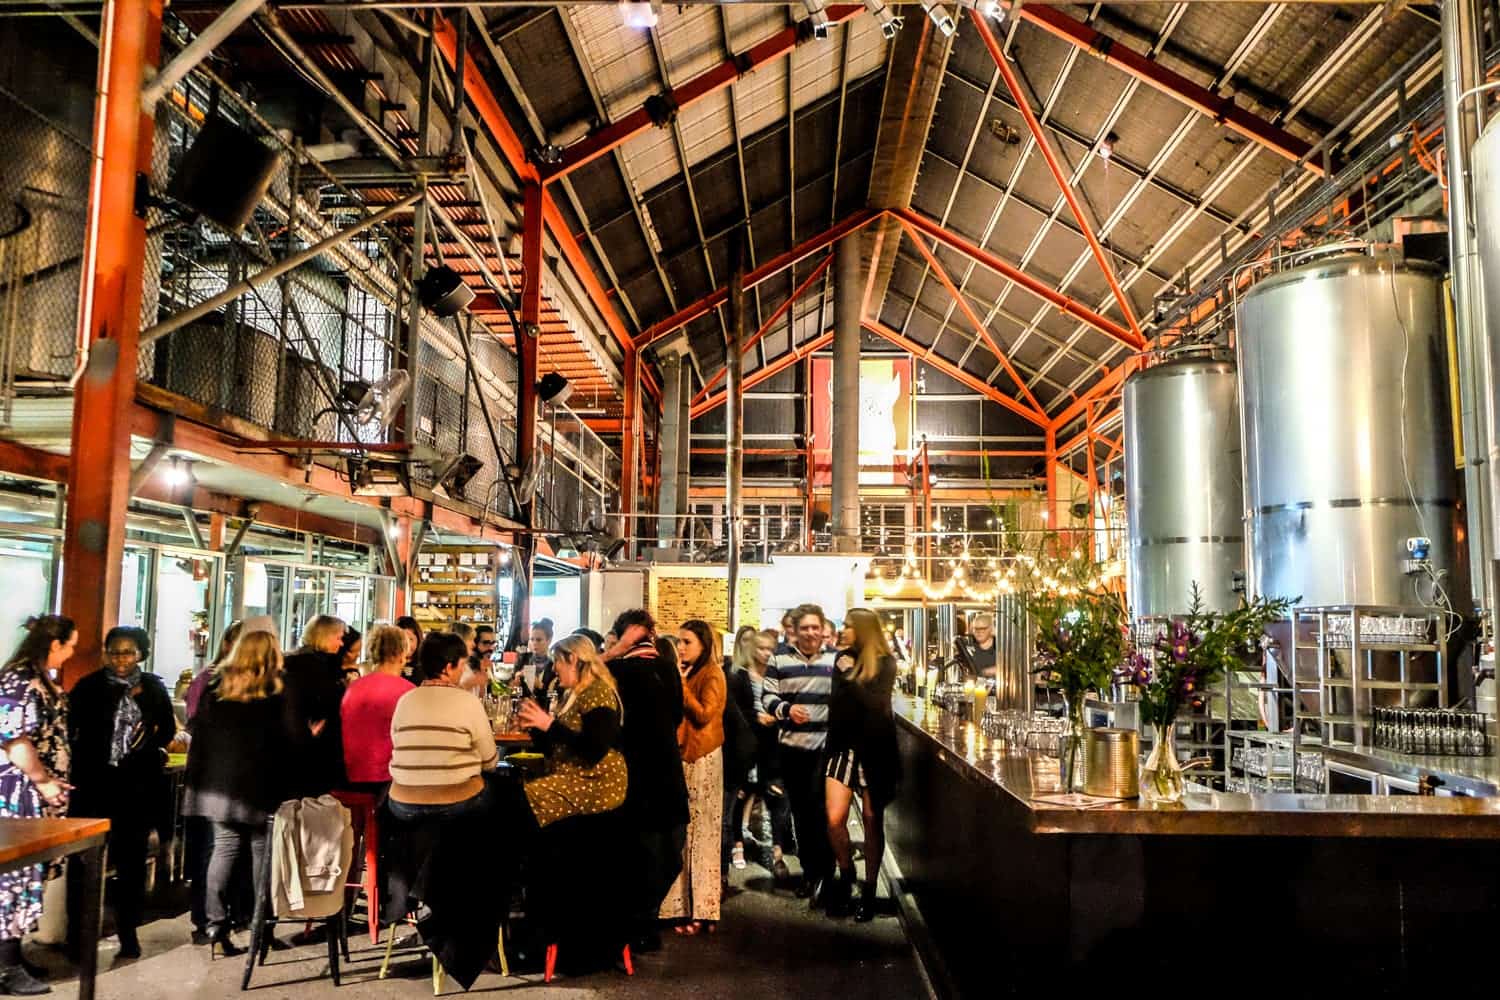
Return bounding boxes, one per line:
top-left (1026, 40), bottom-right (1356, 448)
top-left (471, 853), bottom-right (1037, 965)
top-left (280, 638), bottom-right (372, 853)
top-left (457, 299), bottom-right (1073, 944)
top-left (208, 931), bottom-right (244, 959)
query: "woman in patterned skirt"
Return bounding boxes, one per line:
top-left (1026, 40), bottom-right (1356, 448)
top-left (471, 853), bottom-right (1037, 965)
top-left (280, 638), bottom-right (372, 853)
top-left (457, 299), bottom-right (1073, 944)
top-left (516, 634), bottom-right (628, 827)
top-left (660, 620), bottom-right (726, 935)
top-left (0, 615), bottom-right (77, 996)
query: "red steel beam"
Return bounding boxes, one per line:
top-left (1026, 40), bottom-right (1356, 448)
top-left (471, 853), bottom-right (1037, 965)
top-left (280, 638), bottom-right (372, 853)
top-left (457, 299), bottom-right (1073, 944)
top-left (543, 5), bottom-right (863, 183)
top-left (894, 214), bottom-right (1045, 415)
top-left (62, 0), bottom-right (163, 687)
top-left (692, 331), bottom-right (833, 419)
top-left (1015, 3), bottom-right (1321, 175)
top-left (636, 209), bottom-right (879, 349)
top-left (861, 318), bottom-right (1047, 428)
top-left (690, 252), bottom-right (832, 407)
top-left (893, 208), bottom-right (1144, 351)
top-left (0, 439), bottom-right (69, 483)
top-left (1049, 354), bottom-right (1141, 432)
top-left (434, 18), bottom-right (658, 403)
top-left (970, 11), bottom-right (1143, 342)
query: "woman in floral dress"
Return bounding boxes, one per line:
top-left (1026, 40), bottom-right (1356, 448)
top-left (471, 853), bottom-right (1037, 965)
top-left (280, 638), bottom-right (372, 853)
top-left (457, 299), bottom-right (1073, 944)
top-left (0, 614), bottom-right (77, 996)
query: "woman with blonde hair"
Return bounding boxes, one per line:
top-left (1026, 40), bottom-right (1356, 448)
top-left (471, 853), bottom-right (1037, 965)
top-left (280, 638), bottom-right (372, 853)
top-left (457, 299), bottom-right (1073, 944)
top-left (725, 627), bottom-right (793, 877)
top-left (516, 634), bottom-right (627, 828)
top-left (660, 619), bottom-right (726, 934)
top-left (183, 630), bottom-right (295, 956)
top-left (822, 608), bottom-right (899, 922)
top-left (283, 614), bottom-right (347, 798)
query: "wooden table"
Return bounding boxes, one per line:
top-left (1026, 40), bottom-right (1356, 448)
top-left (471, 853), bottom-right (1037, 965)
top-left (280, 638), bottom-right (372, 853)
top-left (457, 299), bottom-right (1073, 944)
top-left (0, 818), bottom-right (110, 1000)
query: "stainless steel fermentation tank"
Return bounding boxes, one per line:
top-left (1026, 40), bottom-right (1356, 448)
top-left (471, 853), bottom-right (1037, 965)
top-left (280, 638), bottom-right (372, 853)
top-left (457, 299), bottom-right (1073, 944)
top-left (1123, 350), bottom-right (1244, 617)
top-left (1235, 250), bottom-right (1467, 608)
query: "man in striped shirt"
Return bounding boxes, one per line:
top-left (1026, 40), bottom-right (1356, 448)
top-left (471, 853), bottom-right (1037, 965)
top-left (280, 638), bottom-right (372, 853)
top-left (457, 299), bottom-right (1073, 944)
top-left (762, 603), bottom-right (836, 904)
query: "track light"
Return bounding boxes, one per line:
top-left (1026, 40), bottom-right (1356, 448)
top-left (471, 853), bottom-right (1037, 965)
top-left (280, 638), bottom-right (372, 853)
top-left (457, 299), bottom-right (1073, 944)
top-left (957, 0), bottom-right (1007, 19)
top-left (863, 0), bottom-right (902, 38)
top-left (921, 0), bottom-right (956, 36)
top-left (803, 0), bottom-right (832, 37)
top-left (1099, 130), bottom-right (1119, 161)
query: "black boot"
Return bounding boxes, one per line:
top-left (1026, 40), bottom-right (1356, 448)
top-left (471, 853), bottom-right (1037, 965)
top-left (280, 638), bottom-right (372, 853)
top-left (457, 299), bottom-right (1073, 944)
top-left (208, 929), bottom-right (244, 959)
top-left (115, 929), bottom-right (141, 961)
top-left (0, 966), bottom-right (50, 996)
top-left (854, 882), bottom-right (878, 922)
top-left (824, 871), bottom-right (854, 919)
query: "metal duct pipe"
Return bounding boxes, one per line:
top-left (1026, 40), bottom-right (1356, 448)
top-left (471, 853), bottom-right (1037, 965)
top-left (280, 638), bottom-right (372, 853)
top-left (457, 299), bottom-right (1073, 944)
top-left (831, 234), bottom-right (861, 552)
top-left (726, 231), bottom-right (747, 634)
top-left (1444, 0), bottom-right (1496, 612)
top-left (656, 352), bottom-right (688, 545)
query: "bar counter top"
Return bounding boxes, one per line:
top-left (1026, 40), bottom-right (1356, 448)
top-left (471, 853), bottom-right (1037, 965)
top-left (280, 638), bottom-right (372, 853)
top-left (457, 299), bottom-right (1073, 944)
top-left (894, 694), bottom-right (1500, 839)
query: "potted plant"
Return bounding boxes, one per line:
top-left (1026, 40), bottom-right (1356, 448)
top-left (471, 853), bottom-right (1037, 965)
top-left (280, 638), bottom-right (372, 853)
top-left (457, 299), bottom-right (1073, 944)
top-left (1122, 586), bottom-right (1291, 803)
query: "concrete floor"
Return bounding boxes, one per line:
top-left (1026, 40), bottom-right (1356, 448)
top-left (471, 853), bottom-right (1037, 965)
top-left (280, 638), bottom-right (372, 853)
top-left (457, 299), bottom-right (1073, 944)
top-left (31, 863), bottom-right (930, 999)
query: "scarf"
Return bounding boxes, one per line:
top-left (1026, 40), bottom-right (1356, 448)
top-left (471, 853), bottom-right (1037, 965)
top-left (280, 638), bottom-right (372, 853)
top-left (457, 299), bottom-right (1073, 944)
top-left (106, 668), bottom-right (144, 767)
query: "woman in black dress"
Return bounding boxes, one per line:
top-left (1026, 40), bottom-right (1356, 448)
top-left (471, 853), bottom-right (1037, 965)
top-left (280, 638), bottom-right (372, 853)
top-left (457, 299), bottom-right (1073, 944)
top-left (822, 608), bottom-right (899, 922)
top-left (67, 626), bottom-right (174, 959)
top-left (281, 615), bottom-right (347, 799)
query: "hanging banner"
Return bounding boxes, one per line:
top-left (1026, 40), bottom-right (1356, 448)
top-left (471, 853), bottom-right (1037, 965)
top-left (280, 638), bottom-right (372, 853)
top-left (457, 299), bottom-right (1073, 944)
top-left (811, 356), bottom-right (912, 486)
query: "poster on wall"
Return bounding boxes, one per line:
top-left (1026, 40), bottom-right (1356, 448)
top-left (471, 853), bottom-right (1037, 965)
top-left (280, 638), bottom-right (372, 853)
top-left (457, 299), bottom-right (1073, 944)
top-left (811, 356), bottom-right (912, 486)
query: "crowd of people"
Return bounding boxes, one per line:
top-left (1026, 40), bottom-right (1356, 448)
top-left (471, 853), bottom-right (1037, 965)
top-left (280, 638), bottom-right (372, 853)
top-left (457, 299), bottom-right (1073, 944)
top-left (0, 600), bottom-right (901, 993)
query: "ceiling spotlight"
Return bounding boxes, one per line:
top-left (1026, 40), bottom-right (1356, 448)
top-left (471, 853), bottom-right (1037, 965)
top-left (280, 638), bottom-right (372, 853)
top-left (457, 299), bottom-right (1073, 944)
top-left (1099, 130), bottom-right (1119, 161)
top-left (165, 457), bottom-right (190, 488)
top-left (619, 1), bottom-right (658, 30)
top-left (803, 0), bottom-right (832, 37)
top-left (531, 143), bottom-right (564, 166)
top-left (922, 0), bottom-right (956, 35)
top-left (863, 0), bottom-right (902, 38)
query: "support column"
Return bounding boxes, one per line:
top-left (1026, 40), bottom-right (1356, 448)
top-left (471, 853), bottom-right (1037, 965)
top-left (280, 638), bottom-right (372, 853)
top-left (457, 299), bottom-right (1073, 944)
top-left (726, 231), bottom-right (747, 635)
top-left (656, 351), bottom-right (690, 546)
top-left (61, 0), bottom-right (163, 687)
top-left (1445, 0), bottom-right (1495, 612)
top-left (621, 346), bottom-right (640, 554)
top-left (831, 234), bottom-right (861, 553)
top-left (509, 180), bottom-right (542, 651)
top-left (1044, 425), bottom-right (1061, 536)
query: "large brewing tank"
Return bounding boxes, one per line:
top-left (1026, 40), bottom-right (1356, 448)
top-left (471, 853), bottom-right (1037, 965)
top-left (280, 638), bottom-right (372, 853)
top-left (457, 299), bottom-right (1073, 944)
top-left (1123, 350), bottom-right (1243, 617)
top-left (1236, 250), bottom-right (1467, 608)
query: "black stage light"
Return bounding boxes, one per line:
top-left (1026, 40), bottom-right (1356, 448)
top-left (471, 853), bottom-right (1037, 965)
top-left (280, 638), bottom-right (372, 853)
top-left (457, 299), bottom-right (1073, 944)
top-left (536, 372), bottom-right (573, 406)
top-left (417, 264), bottom-right (476, 317)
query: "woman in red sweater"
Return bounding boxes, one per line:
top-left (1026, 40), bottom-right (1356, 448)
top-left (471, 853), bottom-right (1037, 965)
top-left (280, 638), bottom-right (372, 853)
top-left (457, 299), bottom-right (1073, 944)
top-left (341, 625), bottom-right (414, 790)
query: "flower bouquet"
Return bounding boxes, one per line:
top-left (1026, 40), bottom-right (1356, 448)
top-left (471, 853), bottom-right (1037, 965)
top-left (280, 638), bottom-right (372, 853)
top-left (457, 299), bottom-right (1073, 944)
top-left (1024, 567), bottom-right (1130, 793)
top-left (1123, 585), bottom-right (1292, 802)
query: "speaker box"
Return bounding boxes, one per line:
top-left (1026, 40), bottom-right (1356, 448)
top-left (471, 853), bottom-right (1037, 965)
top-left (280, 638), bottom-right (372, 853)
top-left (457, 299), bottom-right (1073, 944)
top-left (167, 117), bottom-right (281, 233)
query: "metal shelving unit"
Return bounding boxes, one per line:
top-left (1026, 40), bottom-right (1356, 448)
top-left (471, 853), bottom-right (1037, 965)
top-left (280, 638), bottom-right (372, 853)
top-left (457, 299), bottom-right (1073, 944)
top-left (1292, 605), bottom-right (1446, 754)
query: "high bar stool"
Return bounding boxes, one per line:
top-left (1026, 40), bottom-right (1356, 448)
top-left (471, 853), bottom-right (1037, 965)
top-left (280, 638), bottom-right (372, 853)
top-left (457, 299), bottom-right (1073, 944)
top-left (329, 789), bottom-right (381, 945)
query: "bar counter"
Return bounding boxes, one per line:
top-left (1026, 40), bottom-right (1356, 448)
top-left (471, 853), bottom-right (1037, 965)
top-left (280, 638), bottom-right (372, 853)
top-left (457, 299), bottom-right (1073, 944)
top-left (885, 695), bottom-right (1500, 996)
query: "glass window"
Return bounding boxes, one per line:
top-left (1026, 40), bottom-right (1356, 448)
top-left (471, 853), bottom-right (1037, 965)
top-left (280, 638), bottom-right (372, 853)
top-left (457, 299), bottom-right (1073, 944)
top-left (153, 552), bottom-right (217, 680)
top-left (368, 577), bottom-right (395, 626)
top-left (332, 573), bottom-right (366, 631)
top-left (243, 562), bottom-right (289, 641)
top-left (290, 568), bottom-right (330, 647)
top-left (120, 547), bottom-right (152, 628)
top-left (0, 534), bottom-right (55, 643)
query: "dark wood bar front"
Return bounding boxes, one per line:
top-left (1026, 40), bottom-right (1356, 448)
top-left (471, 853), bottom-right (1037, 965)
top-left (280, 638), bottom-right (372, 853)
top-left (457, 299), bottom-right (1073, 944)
top-left (886, 696), bottom-right (1500, 996)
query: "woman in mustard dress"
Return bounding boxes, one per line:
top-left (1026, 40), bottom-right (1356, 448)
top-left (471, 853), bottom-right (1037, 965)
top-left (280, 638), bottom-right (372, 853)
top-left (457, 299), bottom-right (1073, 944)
top-left (517, 634), bottom-right (627, 827)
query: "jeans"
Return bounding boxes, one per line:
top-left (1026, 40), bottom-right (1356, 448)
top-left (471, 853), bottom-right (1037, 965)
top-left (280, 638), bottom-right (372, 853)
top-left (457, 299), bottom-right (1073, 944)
top-left (206, 821), bottom-right (267, 936)
top-left (387, 783), bottom-right (492, 824)
top-left (780, 747), bottom-right (831, 887)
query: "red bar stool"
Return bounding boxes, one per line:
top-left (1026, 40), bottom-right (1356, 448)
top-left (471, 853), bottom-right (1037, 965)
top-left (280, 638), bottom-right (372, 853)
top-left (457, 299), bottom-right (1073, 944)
top-left (330, 789), bottom-right (381, 944)
top-left (543, 943), bottom-right (633, 983)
